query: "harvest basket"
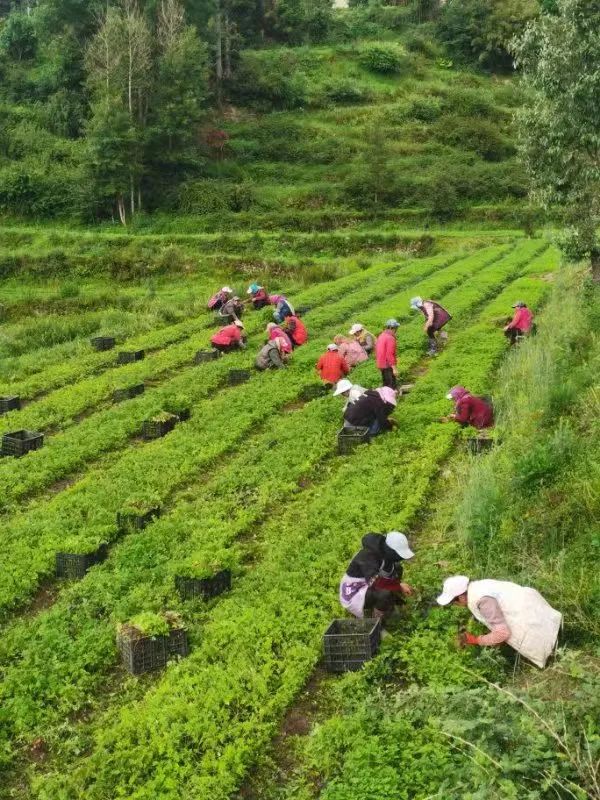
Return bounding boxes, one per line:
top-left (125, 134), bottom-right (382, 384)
top-left (0, 395), bottom-right (21, 414)
top-left (300, 383), bottom-right (329, 401)
top-left (113, 383), bottom-right (145, 403)
top-left (90, 336), bottom-right (116, 351)
top-left (56, 544), bottom-right (109, 580)
top-left (117, 349), bottom-right (145, 364)
top-left (175, 569), bottom-right (231, 601)
top-left (142, 414), bottom-right (178, 440)
top-left (117, 626), bottom-right (189, 676)
top-left (194, 349), bottom-right (221, 364)
top-left (228, 369), bottom-right (251, 386)
top-left (337, 426), bottom-right (370, 455)
top-left (323, 618), bottom-right (382, 673)
top-left (1, 429), bottom-right (44, 457)
top-left (117, 506), bottom-right (161, 533)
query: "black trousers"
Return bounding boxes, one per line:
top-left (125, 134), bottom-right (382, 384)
top-left (213, 342), bottom-right (238, 353)
top-left (380, 367), bottom-right (397, 389)
top-left (252, 299), bottom-right (268, 310)
top-left (504, 328), bottom-right (522, 344)
top-left (364, 588), bottom-right (396, 619)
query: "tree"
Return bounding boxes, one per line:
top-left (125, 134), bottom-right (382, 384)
top-left (512, 0), bottom-right (600, 279)
top-left (0, 10), bottom-right (37, 60)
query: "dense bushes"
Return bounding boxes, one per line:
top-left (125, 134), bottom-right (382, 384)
top-left (358, 42), bottom-right (410, 74)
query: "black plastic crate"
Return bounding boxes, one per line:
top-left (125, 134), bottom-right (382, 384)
top-left (175, 569), bottom-right (231, 601)
top-left (323, 618), bottom-right (382, 673)
top-left (337, 426), bottom-right (370, 455)
top-left (117, 627), bottom-right (189, 676)
top-left (0, 396), bottom-right (21, 414)
top-left (195, 349), bottom-right (221, 364)
top-left (300, 383), bottom-right (329, 402)
top-left (113, 383), bottom-right (145, 403)
top-left (142, 415), bottom-right (178, 440)
top-left (56, 543), bottom-right (109, 580)
top-left (228, 369), bottom-right (251, 386)
top-left (117, 506), bottom-right (161, 533)
top-left (1, 429), bottom-right (44, 457)
top-left (172, 408), bottom-right (191, 422)
top-left (117, 349), bottom-right (145, 364)
top-left (467, 437), bottom-right (494, 454)
top-left (91, 336), bottom-right (116, 351)
top-left (296, 305), bottom-right (311, 316)
top-left (214, 313), bottom-right (234, 326)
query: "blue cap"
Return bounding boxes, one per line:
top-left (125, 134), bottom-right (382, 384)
top-left (385, 318), bottom-right (400, 328)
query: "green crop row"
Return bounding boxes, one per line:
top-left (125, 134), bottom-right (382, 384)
top-left (28, 251), bottom-right (558, 800)
top-left (0, 243), bottom-right (553, 789)
top-left (0, 249), bottom-right (465, 509)
top-left (0, 244), bottom-right (510, 610)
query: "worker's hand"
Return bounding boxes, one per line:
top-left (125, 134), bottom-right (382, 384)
top-left (399, 582), bottom-right (413, 596)
top-left (392, 366), bottom-right (398, 376)
top-left (388, 419), bottom-right (398, 429)
top-left (457, 631), bottom-right (479, 648)
top-left (439, 416), bottom-right (450, 423)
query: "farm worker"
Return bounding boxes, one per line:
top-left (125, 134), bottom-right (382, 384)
top-left (441, 385), bottom-right (494, 430)
top-left (343, 386), bottom-right (397, 436)
top-left (410, 297), bottom-right (452, 356)
top-left (207, 286), bottom-right (233, 311)
top-left (333, 378), bottom-right (366, 410)
top-left (316, 344), bottom-right (349, 386)
top-left (504, 301), bottom-right (534, 344)
top-left (219, 295), bottom-right (244, 321)
top-left (210, 320), bottom-right (246, 353)
top-left (349, 323), bottom-right (375, 355)
top-left (247, 283), bottom-right (269, 310)
top-left (255, 337), bottom-right (288, 370)
top-left (340, 532), bottom-right (415, 622)
top-left (270, 294), bottom-right (295, 323)
top-left (334, 335), bottom-right (368, 368)
top-left (266, 322), bottom-right (292, 354)
top-left (375, 319), bottom-right (399, 389)
top-left (436, 575), bottom-right (562, 668)
top-left (284, 314), bottom-right (308, 348)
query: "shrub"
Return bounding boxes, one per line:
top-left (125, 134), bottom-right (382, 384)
top-left (323, 79), bottom-right (371, 105)
top-left (228, 52), bottom-right (308, 110)
top-left (406, 96), bottom-right (443, 123)
top-left (433, 115), bottom-right (515, 161)
top-left (359, 43), bottom-right (409, 74)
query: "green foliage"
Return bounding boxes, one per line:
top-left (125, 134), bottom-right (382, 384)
top-left (513, 0), bottom-right (600, 268)
top-left (438, 0), bottom-right (539, 71)
top-left (0, 10), bottom-right (36, 61)
top-left (359, 42), bottom-right (409, 74)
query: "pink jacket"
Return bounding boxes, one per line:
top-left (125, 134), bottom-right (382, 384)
top-left (339, 340), bottom-right (368, 368)
top-left (268, 326), bottom-right (292, 353)
top-left (507, 307), bottom-right (533, 333)
top-left (375, 330), bottom-right (397, 369)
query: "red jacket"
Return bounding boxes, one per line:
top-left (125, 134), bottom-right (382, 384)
top-left (317, 351), bottom-right (349, 383)
top-left (454, 394), bottom-right (494, 429)
top-left (507, 307), bottom-right (533, 333)
top-left (286, 315), bottom-right (308, 345)
top-left (375, 330), bottom-right (397, 369)
top-left (211, 324), bottom-right (242, 347)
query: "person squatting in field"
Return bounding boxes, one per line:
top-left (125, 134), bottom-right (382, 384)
top-left (340, 532), bottom-right (415, 623)
top-left (210, 320), bottom-right (246, 353)
top-left (504, 300), bottom-right (534, 344)
top-left (333, 378), bottom-right (366, 410)
top-left (437, 575), bottom-right (562, 668)
top-left (283, 313), bottom-right (308, 348)
top-left (410, 296), bottom-right (452, 356)
top-left (343, 386), bottom-right (398, 436)
top-left (247, 283), bottom-right (269, 309)
top-left (334, 334), bottom-right (368, 367)
top-left (270, 294), bottom-right (295, 323)
top-left (441, 385), bottom-right (494, 429)
top-left (219, 295), bottom-right (244, 321)
top-left (207, 286), bottom-right (233, 311)
top-left (316, 343), bottom-right (349, 386)
top-left (255, 337), bottom-right (289, 370)
top-left (375, 319), bottom-right (400, 389)
top-left (349, 323), bottom-right (376, 355)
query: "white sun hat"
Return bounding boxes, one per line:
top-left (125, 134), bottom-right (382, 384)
top-left (327, 343), bottom-right (338, 351)
top-left (222, 286), bottom-right (233, 294)
top-left (333, 379), bottom-right (353, 396)
top-left (385, 531), bottom-right (414, 560)
top-left (349, 323), bottom-right (363, 335)
top-left (436, 575), bottom-right (470, 606)
top-left (234, 320), bottom-right (244, 328)
top-left (410, 297), bottom-right (423, 309)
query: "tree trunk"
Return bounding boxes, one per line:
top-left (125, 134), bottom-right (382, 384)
top-left (130, 174), bottom-right (135, 217)
top-left (215, 2), bottom-right (223, 105)
top-left (117, 194), bottom-right (127, 226)
top-left (224, 14), bottom-right (232, 80)
top-left (138, 185), bottom-right (142, 213)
